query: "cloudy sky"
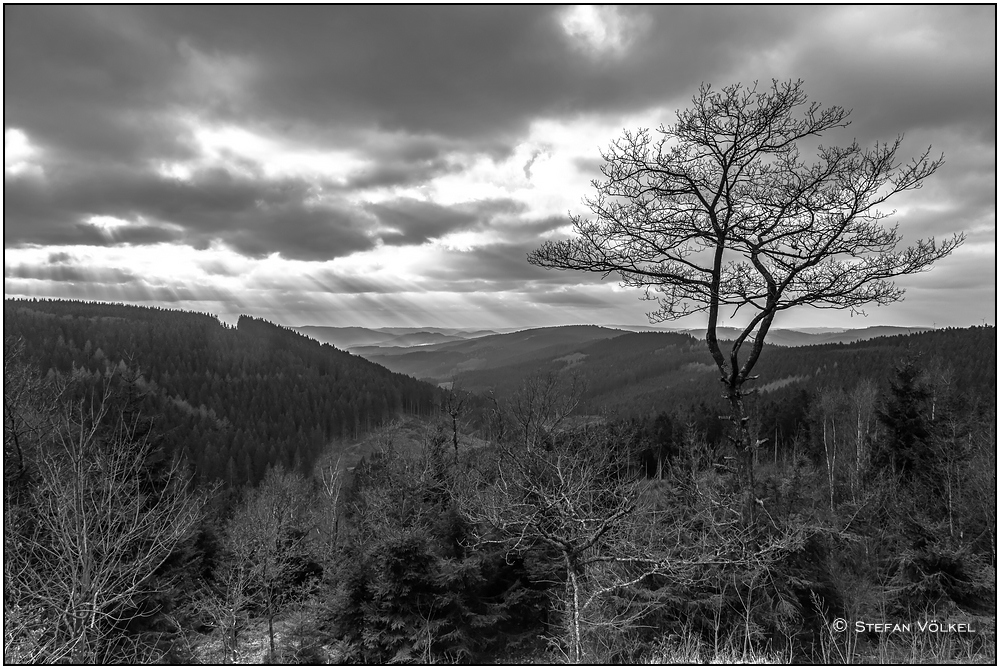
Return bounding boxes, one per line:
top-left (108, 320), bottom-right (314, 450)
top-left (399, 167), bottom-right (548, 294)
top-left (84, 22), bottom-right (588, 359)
top-left (4, 6), bottom-right (995, 330)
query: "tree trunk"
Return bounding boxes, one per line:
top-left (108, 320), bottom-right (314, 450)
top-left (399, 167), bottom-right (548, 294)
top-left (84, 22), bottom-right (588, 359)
top-left (855, 407), bottom-right (863, 498)
top-left (268, 610), bottom-right (276, 658)
top-left (824, 417), bottom-right (835, 512)
top-left (726, 388), bottom-right (756, 525)
top-left (565, 553), bottom-right (582, 664)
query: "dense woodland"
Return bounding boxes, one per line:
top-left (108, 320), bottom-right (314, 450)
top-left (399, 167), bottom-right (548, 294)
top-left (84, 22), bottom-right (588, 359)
top-left (4, 299), bottom-right (436, 486)
top-left (458, 326), bottom-right (995, 423)
top-left (3, 299), bottom-right (996, 664)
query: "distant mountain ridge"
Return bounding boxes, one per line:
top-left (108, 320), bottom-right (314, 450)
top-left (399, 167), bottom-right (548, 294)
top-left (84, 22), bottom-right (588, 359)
top-left (293, 323), bottom-right (935, 356)
top-left (354, 325), bottom-right (627, 381)
top-left (291, 325), bottom-right (505, 350)
top-left (452, 326), bottom-right (996, 419)
top-left (688, 325), bottom-right (934, 347)
top-left (318, 324), bottom-right (937, 384)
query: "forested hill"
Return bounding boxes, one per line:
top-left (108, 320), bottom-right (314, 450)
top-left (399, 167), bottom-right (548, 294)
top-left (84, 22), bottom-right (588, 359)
top-left (3, 299), bottom-right (437, 486)
top-left (458, 325), bottom-right (997, 420)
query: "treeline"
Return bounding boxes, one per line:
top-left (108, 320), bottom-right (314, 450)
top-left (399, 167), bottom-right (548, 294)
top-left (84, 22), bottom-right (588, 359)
top-left (4, 299), bottom-right (437, 486)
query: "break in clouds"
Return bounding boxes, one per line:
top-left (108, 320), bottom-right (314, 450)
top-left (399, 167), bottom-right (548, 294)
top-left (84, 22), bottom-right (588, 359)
top-left (4, 5), bottom-right (995, 328)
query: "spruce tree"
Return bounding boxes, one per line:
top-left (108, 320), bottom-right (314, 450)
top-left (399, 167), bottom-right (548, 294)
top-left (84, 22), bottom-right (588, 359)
top-left (874, 358), bottom-right (933, 479)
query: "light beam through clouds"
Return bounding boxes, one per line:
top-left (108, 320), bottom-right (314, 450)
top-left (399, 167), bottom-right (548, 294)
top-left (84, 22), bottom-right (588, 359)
top-left (3, 6), bottom-right (994, 329)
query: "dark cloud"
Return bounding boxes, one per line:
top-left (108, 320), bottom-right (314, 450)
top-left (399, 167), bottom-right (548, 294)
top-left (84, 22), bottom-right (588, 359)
top-left (5, 163), bottom-right (375, 260)
top-left (337, 137), bottom-right (470, 190)
top-left (7, 6), bottom-right (993, 164)
top-left (305, 271), bottom-right (395, 296)
top-left (140, 7), bottom-right (572, 142)
top-left (197, 259), bottom-right (243, 277)
top-left (175, 5), bottom-right (813, 145)
top-left (779, 8), bottom-right (995, 145)
top-left (4, 275), bottom-right (242, 307)
top-left (7, 6), bottom-right (992, 220)
top-left (219, 202), bottom-right (373, 261)
top-left (84, 222), bottom-right (186, 247)
top-left (341, 158), bottom-right (461, 191)
top-left (4, 6), bottom-right (196, 165)
top-left (47, 252), bottom-right (75, 264)
top-left (2, 6), bottom-right (821, 160)
top-left (422, 240), bottom-right (609, 291)
top-left (504, 216), bottom-right (577, 241)
top-left (368, 198), bottom-right (525, 246)
top-left (531, 289), bottom-right (617, 309)
top-left (4, 263), bottom-right (140, 285)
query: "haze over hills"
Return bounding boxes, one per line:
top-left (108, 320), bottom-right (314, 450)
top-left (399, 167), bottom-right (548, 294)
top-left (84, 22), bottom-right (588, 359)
top-left (290, 325), bottom-right (509, 350)
top-left (696, 325), bottom-right (934, 347)
top-left (354, 325), bottom-right (627, 381)
top-left (295, 324), bottom-right (938, 384)
top-left (294, 323), bottom-right (934, 356)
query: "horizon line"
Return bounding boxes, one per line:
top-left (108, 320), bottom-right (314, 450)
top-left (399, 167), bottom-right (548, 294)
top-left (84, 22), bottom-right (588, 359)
top-left (6, 297), bottom-right (994, 332)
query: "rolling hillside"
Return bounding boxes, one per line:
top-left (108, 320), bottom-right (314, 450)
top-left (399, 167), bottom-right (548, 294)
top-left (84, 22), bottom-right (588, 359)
top-left (332, 324), bottom-right (939, 379)
top-left (290, 325), bottom-right (491, 349)
top-left (5, 299), bottom-right (438, 486)
top-left (357, 325), bottom-right (628, 382)
top-left (687, 325), bottom-right (934, 347)
top-left (454, 326), bottom-right (996, 419)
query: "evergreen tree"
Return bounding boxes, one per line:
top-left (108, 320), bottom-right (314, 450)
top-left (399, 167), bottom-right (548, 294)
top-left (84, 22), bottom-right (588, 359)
top-left (873, 358), bottom-right (933, 479)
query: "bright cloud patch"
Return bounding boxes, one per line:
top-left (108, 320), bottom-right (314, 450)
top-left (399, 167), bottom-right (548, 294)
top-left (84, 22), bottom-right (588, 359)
top-left (4, 128), bottom-right (43, 176)
top-left (558, 5), bottom-right (639, 57)
top-left (87, 215), bottom-right (133, 231)
top-left (181, 121), bottom-right (367, 183)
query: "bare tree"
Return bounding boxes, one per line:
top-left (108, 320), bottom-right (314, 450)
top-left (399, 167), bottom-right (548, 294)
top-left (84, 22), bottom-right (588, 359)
top-left (199, 545), bottom-right (257, 664)
top-left (4, 374), bottom-right (207, 664)
top-left (528, 79), bottom-right (963, 510)
top-left (486, 371), bottom-right (584, 452)
top-left (849, 378), bottom-right (879, 497)
top-left (218, 467), bottom-right (318, 660)
top-left (814, 388), bottom-right (849, 511)
top-left (441, 379), bottom-right (469, 465)
top-left (458, 373), bottom-right (810, 662)
top-left (3, 337), bottom-right (64, 482)
top-left (314, 450), bottom-right (345, 549)
top-left (458, 418), bottom-right (654, 663)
